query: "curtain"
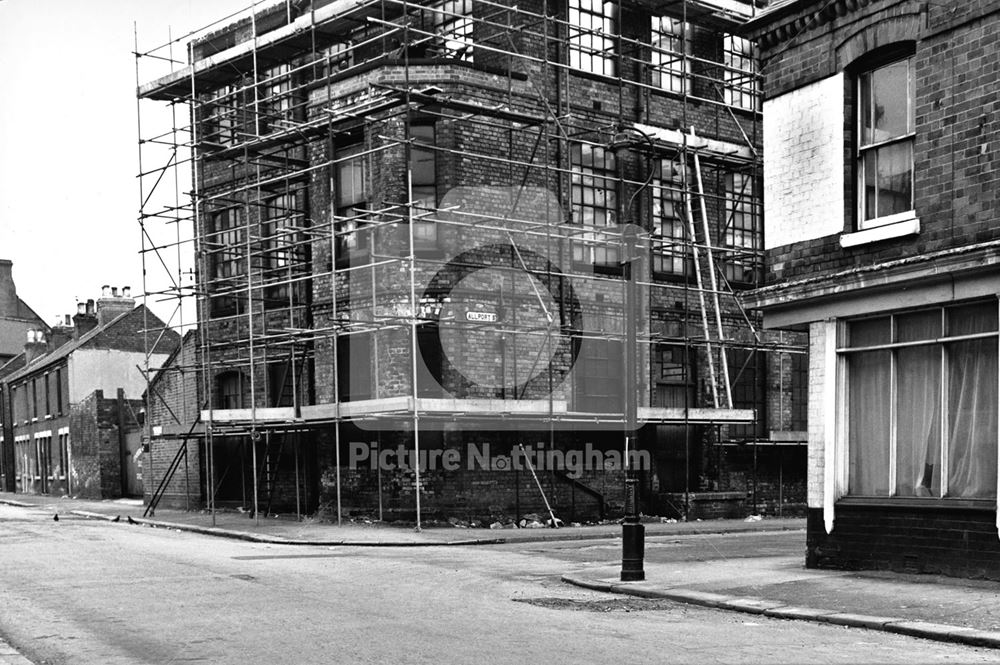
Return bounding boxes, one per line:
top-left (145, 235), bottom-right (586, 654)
top-left (896, 344), bottom-right (941, 496)
top-left (948, 337), bottom-right (998, 498)
top-left (849, 350), bottom-right (891, 495)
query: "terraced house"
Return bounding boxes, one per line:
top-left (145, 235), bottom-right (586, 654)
top-left (744, 0), bottom-right (1000, 578)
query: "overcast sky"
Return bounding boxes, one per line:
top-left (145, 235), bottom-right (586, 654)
top-left (0, 0), bottom-right (255, 327)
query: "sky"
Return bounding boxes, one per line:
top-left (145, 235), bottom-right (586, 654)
top-left (0, 0), bottom-right (256, 328)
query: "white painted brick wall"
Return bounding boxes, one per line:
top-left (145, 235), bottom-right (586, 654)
top-left (763, 74), bottom-right (845, 250)
top-left (807, 321), bottom-right (827, 508)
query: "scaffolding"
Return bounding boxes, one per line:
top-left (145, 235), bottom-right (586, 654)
top-left (135, 0), bottom-right (805, 525)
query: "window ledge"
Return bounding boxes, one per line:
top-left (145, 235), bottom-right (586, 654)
top-left (840, 215), bottom-right (919, 248)
top-left (838, 496), bottom-right (995, 511)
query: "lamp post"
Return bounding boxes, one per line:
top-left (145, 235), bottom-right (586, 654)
top-left (610, 126), bottom-right (655, 582)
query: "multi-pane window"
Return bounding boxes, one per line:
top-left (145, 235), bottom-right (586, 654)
top-left (259, 64), bottom-right (293, 134)
top-left (570, 143), bottom-right (619, 268)
top-left (410, 124), bottom-right (438, 249)
top-left (857, 55), bottom-right (915, 228)
top-left (568, 0), bottom-right (616, 76)
top-left (207, 84), bottom-right (239, 146)
top-left (263, 191), bottom-right (306, 305)
top-left (334, 142), bottom-right (370, 262)
top-left (208, 207), bottom-right (244, 314)
top-left (654, 344), bottom-right (693, 408)
top-left (433, 0), bottom-right (473, 62)
top-left (722, 171), bottom-right (760, 284)
top-left (722, 35), bottom-right (758, 110)
top-left (652, 159), bottom-right (689, 276)
top-left (575, 338), bottom-right (624, 413)
top-left (843, 302), bottom-right (999, 499)
top-left (651, 17), bottom-right (688, 93)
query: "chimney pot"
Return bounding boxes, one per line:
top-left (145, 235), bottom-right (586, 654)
top-left (101, 285), bottom-right (110, 297)
top-left (65, 314), bottom-right (71, 326)
top-left (111, 286), bottom-right (119, 297)
top-left (86, 299), bottom-right (95, 316)
top-left (77, 302), bottom-right (86, 315)
top-left (122, 286), bottom-right (131, 298)
top-left (26, 330), bottom-right (34, 343)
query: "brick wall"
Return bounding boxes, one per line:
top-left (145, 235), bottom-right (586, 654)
top-left (807, 506), bottom-right (1000, 580)
top-left (762, 75), bottom-right (845, 251)
top-left (756, 0), bottom-right (1000, 286)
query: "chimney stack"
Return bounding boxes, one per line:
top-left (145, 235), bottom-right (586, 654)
top-left (0, 259), bottom-right (17, 316)
top-left (73, 299), bottom-right (98, 338)
top-left (49, 314), bottom-right (75, 351)
top-left (96, 285), bottom-right (136, 327)
top-left (23, 329), bottom-right (48, 366)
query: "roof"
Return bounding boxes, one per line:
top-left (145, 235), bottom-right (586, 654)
top-left (2, 305), bottom-right (180, 385)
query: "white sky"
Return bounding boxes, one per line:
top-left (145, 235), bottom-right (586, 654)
top-left (0, 0), bottom-right (257, 327)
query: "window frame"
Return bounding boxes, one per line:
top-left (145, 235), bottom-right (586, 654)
top-left (721, 170), bottom-right (761, 285)
top-left (651, 159), bottom-right (691, 278)
top-left (722, 34), bottom-right (759, 111)
top-left (855, 53), bottom-right (916, 230)
top-left (651, 17), bottom-right (688, 94)
top-left (570, 142), bottom-right (620, 270)
top-left (568, 0), bottom-right (617, 77)
top-left (838, 300), bottom-right (1000, 500)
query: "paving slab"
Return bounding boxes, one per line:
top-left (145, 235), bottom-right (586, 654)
top-left (563, 559), bottom-right (1000, 650)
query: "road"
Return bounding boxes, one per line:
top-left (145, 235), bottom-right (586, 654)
top-left (0, 504), bottom-right (993, 664)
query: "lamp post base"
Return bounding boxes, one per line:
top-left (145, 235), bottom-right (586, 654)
top-left (621, 521), bottom-right (645, 581)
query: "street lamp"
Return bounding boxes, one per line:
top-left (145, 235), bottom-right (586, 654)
top-left (610, 126), bottom-right (656, 582)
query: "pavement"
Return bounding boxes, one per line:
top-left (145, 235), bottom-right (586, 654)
top-left (563, 555), bottom-right (1000, 651)
top-left (0, 492), bottom-right (803, 546)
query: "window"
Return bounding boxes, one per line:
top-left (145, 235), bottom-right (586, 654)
top-left (432, 0), bottom-right (473, 62)
top-left (575, 337), bottom-right (624, 413)
top-left (55, 368), bottom-right (63, 415)
top-left (570, 143), bottom-right (619, 268)
top-left (57, 430), bottom-right (69, 479)
top-left (44, 372), bottom-right (51, 417)
top-left (31, 379), bottom-right (38, 420)
top-left (263, 191), bottom-right (307, 305)
top-left (208, 207), bottom-right (245, 315)
top-left (335, 142), bottom-right (370, 263)
top-left (568, 0), bottom-right (615, 76)
top-left (722, 35), bottom-right (758, 110)
top-left (727, 348), bottom-right (766, 441)
top-left (410, 124), bottom-right (438, 249)
top-left (207, 84), bottom-right (239, 146)
top-left (789, 351), bottom-right (807, 432)
top-left (654, 343), bottom-right (694, 408)
top-left (259, 65), bottom-right (294, 134)
top-left (337, 332), bottom-right (373, 401)
top-left (652, 159), bottom-right (690, 276)
top-left (721, 171), bottom-right (761, 284)
top-left (217, 372), bottom-right (245, 410)
top-left (651, 17), bottom-right (687, 94)
top-left (857, 55), bottom-right (915, 228)
top-left (842, 302), bottom-right (998, 499)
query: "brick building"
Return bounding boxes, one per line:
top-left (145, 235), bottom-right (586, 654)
top-left (0, 287), bottom-right (179, 498)
top-left (744, 0), bottom-right (1000, 578)
top-left (136, 0), bottom-right (807, 523)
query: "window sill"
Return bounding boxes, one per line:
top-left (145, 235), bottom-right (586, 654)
top-left (840, 214), bottom-right (919, 248)
top-left (838, 496), bottom-right (995, 511)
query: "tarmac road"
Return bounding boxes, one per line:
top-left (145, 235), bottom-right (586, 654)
top-left (0, 504), bottom-right (994, 665)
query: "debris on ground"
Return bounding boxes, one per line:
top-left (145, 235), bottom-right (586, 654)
top-left (744, 514), bottom-right (763, 522)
